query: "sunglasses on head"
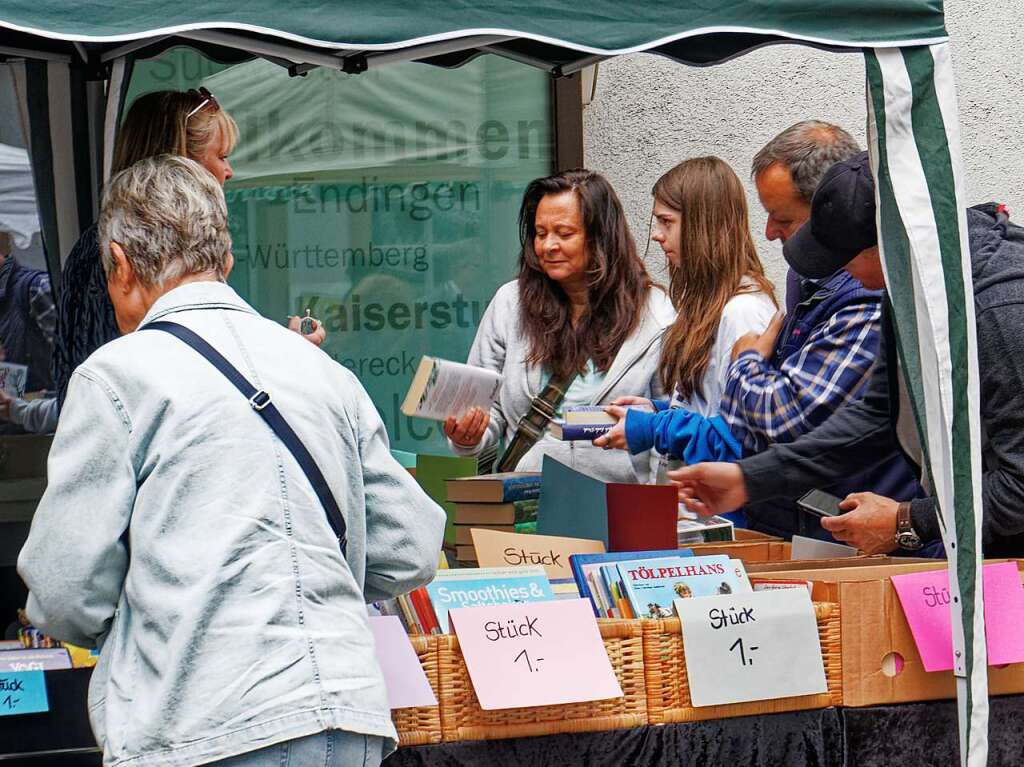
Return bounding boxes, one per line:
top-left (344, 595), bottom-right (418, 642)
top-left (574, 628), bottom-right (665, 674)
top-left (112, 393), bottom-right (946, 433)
top-left (185, 87), bottom-right (220, 121)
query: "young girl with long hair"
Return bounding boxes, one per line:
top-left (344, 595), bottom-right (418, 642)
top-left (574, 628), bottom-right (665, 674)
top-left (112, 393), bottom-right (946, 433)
top-left (596, 156), bottom-right (779, 465)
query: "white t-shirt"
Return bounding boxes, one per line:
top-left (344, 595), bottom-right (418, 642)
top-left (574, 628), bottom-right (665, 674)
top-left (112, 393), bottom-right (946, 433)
top-left (672, 289), bottom-right (777, 417)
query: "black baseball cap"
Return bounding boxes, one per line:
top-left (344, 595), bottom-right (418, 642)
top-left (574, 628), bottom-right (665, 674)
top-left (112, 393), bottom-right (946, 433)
top-left (783, 151), bottom-right (878, 279)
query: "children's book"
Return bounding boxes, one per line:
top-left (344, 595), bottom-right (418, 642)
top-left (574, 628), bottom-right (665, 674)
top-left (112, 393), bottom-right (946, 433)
top-left (616, 555), bottom-right (751, 618)
top-left (401, 356), bottom-right (501, 421)
top-left (570, 549), bottom-right (694, 617)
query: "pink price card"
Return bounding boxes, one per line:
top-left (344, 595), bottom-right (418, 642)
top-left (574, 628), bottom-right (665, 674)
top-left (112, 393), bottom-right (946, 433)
top-left (367, 615), bottom-right (437, 709)
top-left (448, 598), bottom-right (623, 710)
top-left (891, 562), bottom-right (1024, 672)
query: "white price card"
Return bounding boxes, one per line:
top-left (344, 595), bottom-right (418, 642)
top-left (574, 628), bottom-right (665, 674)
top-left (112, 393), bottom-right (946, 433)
top-left (449, 598), bottom-right (622, 710)
top-left (674, 588), bottom-right (827, 707)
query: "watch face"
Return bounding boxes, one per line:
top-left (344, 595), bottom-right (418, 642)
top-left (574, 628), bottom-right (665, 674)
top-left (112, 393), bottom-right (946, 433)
top-left (897, 532), bottom-right (923, 550)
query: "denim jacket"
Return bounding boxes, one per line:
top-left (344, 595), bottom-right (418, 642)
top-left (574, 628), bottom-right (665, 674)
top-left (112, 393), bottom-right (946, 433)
top-left (18, 281), bottom-right (446, 767)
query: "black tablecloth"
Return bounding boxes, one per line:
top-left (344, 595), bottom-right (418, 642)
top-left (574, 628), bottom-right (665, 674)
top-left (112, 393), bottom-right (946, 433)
top-left (6, 670), bottom-right (1024, 766)
top-left (384, 696), bottom-right (1024, 767)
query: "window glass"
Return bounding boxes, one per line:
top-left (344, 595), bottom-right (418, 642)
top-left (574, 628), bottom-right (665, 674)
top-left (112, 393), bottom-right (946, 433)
top-left (128, 49), bottom-right (553, 453)
top-left (0, 64), bottom-right (52, 433)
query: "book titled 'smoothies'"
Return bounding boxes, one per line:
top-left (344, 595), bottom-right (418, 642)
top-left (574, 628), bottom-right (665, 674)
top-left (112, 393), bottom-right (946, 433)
top-left (401, 355), bottom-right (501, 421)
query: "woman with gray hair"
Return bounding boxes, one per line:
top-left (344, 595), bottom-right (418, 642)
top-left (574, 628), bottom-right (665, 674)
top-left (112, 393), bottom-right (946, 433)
top-left (18, 155), bottom-right (446, 767)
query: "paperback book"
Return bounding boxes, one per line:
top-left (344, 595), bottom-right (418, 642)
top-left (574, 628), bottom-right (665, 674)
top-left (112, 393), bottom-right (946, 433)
top-left (550, 403), bottom-right (655, 441)
top-left (401, 356), bottom-right (501, 421)
top-left (445, 472), bottom-right (542, 503)
top-left (0, 362), bottom-right (28, 397)
top-left (453, 498), bottom-right (539, 525)
top-left (616, 554), bottom-right (751, 618)
top-left (425, 565), bottom-right (555, 632)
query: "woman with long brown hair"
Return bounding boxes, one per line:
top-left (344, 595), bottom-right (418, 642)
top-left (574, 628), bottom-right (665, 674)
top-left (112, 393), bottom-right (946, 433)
top-left (595, 156), bottom-right (778, 465)
top-left (444, 169), bottom-right (675, 483)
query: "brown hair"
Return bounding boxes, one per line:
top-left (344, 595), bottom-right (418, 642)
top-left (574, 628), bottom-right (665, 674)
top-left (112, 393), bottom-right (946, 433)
top-left (654, 157), bottom-right (777, 399)
top-left (517, 169), bottom-right (654, 379)
top-left (111, 90), bottom-right (239, 175)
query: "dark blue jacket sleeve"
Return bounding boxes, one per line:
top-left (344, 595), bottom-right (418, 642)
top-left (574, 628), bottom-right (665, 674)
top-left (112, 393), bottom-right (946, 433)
top-left (625, 408), bottom-right (743, 464)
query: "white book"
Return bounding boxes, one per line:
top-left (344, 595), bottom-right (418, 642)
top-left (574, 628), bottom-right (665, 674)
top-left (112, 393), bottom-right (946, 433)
top-left (400, 355), bottom-right (502, 421)
top-left (0, 362), bottom-right (27, 397)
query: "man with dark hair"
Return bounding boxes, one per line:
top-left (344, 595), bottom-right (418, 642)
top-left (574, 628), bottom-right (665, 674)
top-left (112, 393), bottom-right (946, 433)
top-left (731, 123), bottom-right (922, 539)
top-left (672, 151), bottom-right (1024, 557)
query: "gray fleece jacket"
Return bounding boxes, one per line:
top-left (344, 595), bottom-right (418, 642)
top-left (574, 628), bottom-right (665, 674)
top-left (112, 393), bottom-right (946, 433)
top-left (449, 280), bottom-right (676, 483)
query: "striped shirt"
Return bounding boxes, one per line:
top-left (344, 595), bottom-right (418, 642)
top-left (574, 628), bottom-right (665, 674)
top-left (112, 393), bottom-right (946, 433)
top-left (720, 301), bottom-right (882, 454)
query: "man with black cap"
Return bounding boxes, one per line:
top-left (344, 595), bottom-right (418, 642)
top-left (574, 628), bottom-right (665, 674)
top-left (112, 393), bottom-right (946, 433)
top-left (669, 151), bottom-right (1024, 557)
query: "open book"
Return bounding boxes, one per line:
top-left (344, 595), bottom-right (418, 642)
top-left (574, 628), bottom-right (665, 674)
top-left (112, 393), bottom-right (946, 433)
top-left (401, 356), bottom-right (502, 421)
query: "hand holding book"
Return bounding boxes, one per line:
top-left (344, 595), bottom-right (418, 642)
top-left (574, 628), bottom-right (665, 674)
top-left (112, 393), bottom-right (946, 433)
top-left (444, 406), bottom-right (491, 448)
top-left (591, 406), bottom-right (629, 450)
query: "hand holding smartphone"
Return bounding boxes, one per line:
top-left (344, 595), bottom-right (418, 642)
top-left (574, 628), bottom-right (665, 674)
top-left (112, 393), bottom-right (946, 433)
top-left (796, 488), bottom-right (844, 518)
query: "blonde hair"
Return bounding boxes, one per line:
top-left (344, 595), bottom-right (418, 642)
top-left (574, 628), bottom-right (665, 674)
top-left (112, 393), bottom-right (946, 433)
top-left (111, 90), bottom-right (239, 175)
top-left (655, 157), bottom-right (777, 399)
top-left (99, 155), bottom-right (232, 287)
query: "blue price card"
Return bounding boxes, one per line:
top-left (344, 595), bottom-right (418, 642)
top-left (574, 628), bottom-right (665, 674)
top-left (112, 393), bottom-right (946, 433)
top-left (0, 671), bottom-right (49, 716)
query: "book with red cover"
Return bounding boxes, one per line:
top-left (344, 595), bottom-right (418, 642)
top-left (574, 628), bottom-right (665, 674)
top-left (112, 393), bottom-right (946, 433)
top-left (537, 456), bottom-right (678, 551)
top-left (408, 587), bottom-right (440, 634)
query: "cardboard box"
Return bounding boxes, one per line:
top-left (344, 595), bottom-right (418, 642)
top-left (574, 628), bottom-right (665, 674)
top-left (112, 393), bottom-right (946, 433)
top-left (754, 560), bottom-right (1024, 706)
top-left (685, 539), bottom-right (791, 563)
top-left (733, 528), bottom-right (783, 542)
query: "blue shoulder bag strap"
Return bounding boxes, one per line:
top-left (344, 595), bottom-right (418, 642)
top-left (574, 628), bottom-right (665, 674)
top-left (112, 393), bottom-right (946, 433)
top-left (143, 320), bottom-right (347, 556)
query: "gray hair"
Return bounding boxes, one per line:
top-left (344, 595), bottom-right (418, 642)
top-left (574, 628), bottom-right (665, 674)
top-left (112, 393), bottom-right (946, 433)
top-left (98, 154), bottom-right (232, 287)
top-left (751, 121), bottom-right (861, 202)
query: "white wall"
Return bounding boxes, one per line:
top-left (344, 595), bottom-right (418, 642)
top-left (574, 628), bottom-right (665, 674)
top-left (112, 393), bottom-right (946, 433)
top-left (583, 2), bottom-right (1024, 291)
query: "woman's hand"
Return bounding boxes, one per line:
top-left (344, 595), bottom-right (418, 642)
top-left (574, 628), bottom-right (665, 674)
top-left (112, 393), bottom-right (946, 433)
top-left (593, 405), bottom-right (629, 450)
top-left (287, 315), bottom-right (327, 347)
top-left (610, 395), bottom-right (653, 410)
top-left (444, 407), bottom-right (490, 448)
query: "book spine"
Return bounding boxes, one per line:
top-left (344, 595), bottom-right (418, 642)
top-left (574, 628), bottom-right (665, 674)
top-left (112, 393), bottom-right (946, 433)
top-left (513, 520), bottom-right (537, 535)
top-left (409, 587), bottom-right (440, 635)
top-left (555, 423), bottom-right (613, 441)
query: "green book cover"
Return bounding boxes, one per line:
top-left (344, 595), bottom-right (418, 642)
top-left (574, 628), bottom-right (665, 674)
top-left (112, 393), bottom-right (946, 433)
top-left (415, 453), bottom-right (479, 545)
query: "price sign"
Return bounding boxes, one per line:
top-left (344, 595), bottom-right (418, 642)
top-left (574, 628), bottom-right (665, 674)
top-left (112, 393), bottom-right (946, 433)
top-left (448, 598), bottom-right (622, 710)
top-left (367, 615), bottom-right (437, 709)
top-left (0, 671), bottom-right (49, 716)
top-left (674, 589), bottom-right (827, 707)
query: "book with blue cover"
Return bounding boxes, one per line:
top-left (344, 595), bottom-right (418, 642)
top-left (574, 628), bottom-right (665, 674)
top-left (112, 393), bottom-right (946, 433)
top-left (616, 555), bottom-right (750, 618)
top-left (570, 549), bottom-right (694, 617)
top-left (425, 565), bottom-right (555, 632)
top-left (551, 404), bottom-right (655, 440)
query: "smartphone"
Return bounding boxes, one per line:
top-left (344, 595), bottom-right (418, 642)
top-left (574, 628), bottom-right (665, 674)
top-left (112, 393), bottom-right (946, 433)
top-left (796, 489), bottom-right (844, 518)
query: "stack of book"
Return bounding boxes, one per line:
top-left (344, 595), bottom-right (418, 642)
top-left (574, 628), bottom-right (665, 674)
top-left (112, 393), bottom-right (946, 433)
top-left (377, 565), bottom-right (555, 634)
top-left (444, 472), bottom-right (542, 564)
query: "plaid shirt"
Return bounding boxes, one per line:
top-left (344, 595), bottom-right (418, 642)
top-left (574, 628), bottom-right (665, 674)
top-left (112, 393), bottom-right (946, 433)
top-left (720, 300), bottom-right (881, 454)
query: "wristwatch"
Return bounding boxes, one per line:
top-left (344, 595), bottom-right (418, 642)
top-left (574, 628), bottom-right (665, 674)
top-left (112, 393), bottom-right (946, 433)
top-left (895, 501), bottom-right (923, 550)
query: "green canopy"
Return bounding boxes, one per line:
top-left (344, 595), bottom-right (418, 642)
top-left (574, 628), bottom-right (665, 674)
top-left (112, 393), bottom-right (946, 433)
top-left (0, 3), bottom-right (994, 765)
top-left (0, 0), bottom-right (947, 71)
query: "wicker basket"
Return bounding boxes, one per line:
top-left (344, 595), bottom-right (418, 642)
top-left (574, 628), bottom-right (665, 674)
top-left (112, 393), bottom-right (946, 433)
top-left (437, 618), bottom-right (648, 742)
top-left (643, 601), bottom-right (843, 723)
top-left (391, 635), bottom-right (443, 746)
